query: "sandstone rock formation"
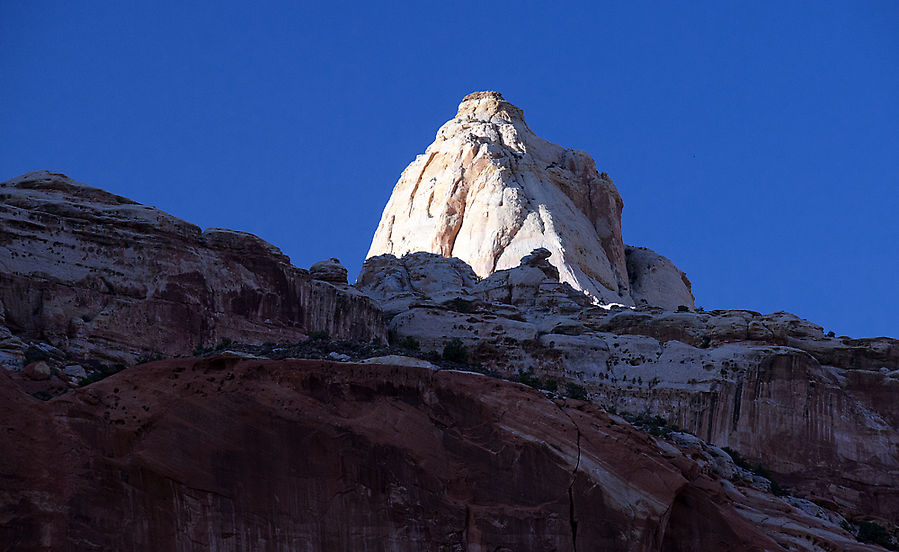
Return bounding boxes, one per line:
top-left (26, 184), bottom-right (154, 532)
top-left (0, 357), bottom-right (877, 551)
top-left (626, 245), bottom-right (695, 310)
top-left (0, 171), bottom-right (385, 373)
top-left (366, 91), bottom-right (694, 309)
top-left (309, 257), bottom-right (348, 284)
top-left (357, 251), bottom-right (899, 526)
top-left (2, 97), bottom-right (897, 549)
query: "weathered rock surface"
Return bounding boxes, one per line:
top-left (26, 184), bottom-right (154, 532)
top-left (366, 91), bottom-right (694, 308)
top-left (0, 171), bottom-right (385, 370)
top-left (309, 257), bottom-right (348, 284)
top-left (0, 357), bottom-right (877, 551)
top-left (626, 245), bottom-right (695, 310)
top-left (358, 251), bottom-right (899, 526)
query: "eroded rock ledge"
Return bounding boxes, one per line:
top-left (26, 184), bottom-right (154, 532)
top-left (0, 171), bottom-right (386, 370)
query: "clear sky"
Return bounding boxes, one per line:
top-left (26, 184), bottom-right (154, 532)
top-left (2, 2), bottom-right (897, 338)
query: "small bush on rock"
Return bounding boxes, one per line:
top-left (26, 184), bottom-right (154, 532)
top-left (24, 347), bottom-right (50, 365)
top-left (444, 298), bottom-right (475, 314)
top-left (565, 382), bottom-right (588, 401)
top-left (442, 338), bottom-right (467, 363)
top-left (397, 336), bottom-right (420, 350)
top-left (856, 521), bottom-right (897, 550)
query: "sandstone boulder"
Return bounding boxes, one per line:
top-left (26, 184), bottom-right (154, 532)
top-left (356, 252), bottom-right (480, 315)
top-left (23, 361), bottom-right (51, 381)
top-left (310, 257), bottom-right (348, 284)
top-left (625, 245), bottom-right (695, 310)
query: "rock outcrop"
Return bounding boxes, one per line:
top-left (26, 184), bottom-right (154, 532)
top-left (0, 357), bottom-right (876, 551)
top-left (0, 171), bottom-right (385, 371)
top-left (357, 251), bottom-right (899, 526)
top-left (626, 246), bottom-right (695, 310)
top-left (309, 257), bottom-right (349, 284)
top-left (366, 91), bottom-right (694, 309)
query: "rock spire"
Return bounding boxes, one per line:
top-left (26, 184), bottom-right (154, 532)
top-left (366, 91), bottom-right (693, 308)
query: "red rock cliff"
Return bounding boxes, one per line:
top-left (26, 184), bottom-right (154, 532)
top-left (0, 358), bottom-right (874, 551)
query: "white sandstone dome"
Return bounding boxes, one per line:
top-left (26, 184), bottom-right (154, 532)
top-left (366, 91), bottom-right (693, 309)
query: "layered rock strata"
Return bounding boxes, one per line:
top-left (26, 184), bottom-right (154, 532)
top-left (366, 91), bottom-right (694, 309)
top-left (0, 357), bottom-right (876, 551)
top-left (0, 171), bottom-right (385, 370)
top-left (357, 251), bottom-right (899, 525)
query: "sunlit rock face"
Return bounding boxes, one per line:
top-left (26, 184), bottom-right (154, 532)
top-left (367, 91), bottom-right (694, 308)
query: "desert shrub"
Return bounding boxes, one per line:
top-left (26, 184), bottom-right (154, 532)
top-left (307, 331), bottom-right (330, 341)
top-left (24, 346), bottom-right (50, 365)
top-left (444, 298), bottom-right (475, 314)
top-left (442, 338), bottom-right (467, 363)
top-left (856, 521), bottom-right (897, 549)
top-left (677, 305), bottom-right (690, 312)
top-left (215, 337), bottom-right (233, 350)
top-left (722, 446), bottom-right (788, 496)
top-left (565, 382), bottom-right (588, 401)
top-left (397, 336), bottom-right (420, 350)
top-left (513, 370), bottom-right (542, 389)
top-left (699, 335), bottom-right (711, 349)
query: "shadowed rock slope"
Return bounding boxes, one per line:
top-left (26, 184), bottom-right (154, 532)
top-left (0, 357), bottom-right (877, 551)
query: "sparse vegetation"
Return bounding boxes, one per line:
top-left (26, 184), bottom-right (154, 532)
top-left (444, 298), bottom-right (476, 314)
top-left (721, 446), bottom-right (787, 496)
top-left (856, 520), bottom-right (897, 550)
top-left (396, 336), bottom-right (420, 351)
top-left (24, 346), bottom-right (50, 365)
top-left (512, 370), bottom-right (558, 392)
top-left (564, 382), bottom-right (588, 401)
top-left (624, 412), bottom-right (683, 438)
top-left (677, 305), bottom-right (690, 312)
top-left (442, 338), bottom-right (468, 363)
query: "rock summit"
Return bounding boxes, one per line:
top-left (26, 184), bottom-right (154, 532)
top-left (367, 91), bottom-right (694, 309)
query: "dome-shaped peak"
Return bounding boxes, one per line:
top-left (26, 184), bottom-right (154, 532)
top-left (457, 91), bottom-right (525, 123)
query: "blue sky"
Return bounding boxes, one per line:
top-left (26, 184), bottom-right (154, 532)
top-left (2, 2), bottom-right (897, 338)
